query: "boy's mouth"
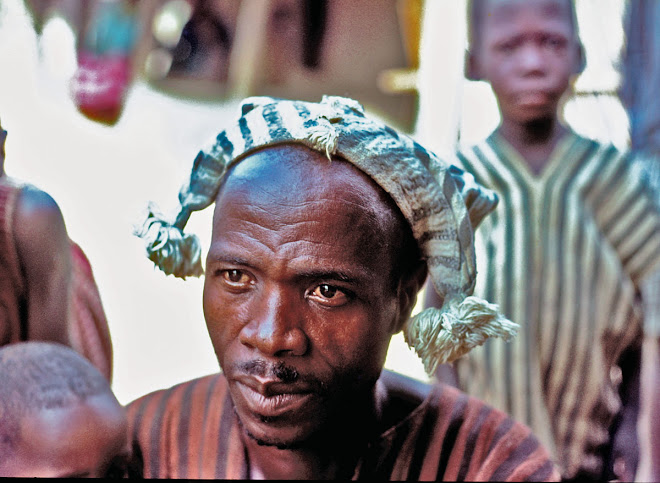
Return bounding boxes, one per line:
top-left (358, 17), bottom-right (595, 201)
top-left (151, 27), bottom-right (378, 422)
top-left (515, 91), bottom-right (555, 110)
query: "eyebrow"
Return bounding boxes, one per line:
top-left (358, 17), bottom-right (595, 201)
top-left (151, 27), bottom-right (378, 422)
top-left (293, 268), bottom-right (365, 285)
top-left (209, 254), bottom-right (255, 268)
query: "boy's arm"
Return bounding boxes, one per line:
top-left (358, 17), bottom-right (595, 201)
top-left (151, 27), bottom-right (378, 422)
top-left (635, 271), bottom-right (660, 482)
top-left (13, 185), bottom-right (72, 345)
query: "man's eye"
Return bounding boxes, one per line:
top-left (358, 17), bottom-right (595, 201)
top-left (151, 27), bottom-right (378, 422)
top-left (308, 284), bottom-right (350, 307)
top-left (221, 269), bottom-right (252, 286)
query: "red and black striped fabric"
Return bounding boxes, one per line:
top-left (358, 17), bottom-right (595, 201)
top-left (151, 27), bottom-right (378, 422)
top-left (127, 372), bottom-right (559, 480)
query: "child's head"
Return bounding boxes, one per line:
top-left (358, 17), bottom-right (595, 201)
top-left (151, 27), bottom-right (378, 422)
top-left (466, 0), bottom-right (585, 126)
top-left (0, 342), bottom-right (129, 478)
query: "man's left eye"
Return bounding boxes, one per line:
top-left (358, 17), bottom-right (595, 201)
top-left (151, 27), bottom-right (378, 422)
top-left (308, 284), bottom-right (351, 307)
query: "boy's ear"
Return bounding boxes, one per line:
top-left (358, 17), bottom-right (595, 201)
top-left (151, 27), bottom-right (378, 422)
top-left (464, 49), bottom-right (481, 81)
top-left (573, 42), bottom-right (586, 75)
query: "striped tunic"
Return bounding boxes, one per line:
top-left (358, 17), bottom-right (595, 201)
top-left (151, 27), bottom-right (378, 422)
top-left (453, 130), bottom-right (660, 478)
top-left (126, 372), bottom-right (559, 480)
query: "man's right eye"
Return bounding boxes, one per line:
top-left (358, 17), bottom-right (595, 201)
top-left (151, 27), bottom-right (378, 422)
top-left (220, 269), bottom-right (253, 287)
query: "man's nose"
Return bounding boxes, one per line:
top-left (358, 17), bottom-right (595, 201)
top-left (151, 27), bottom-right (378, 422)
top-left (239, 287), bottom-right (309, 357)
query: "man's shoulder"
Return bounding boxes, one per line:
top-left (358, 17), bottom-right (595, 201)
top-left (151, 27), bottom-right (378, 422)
top-left (420, 382), bottom-right (560, 481)
top-left (126, 372), bottom-right (228, 418)
top-left (375, 373), bottom-right (559, 480)
top-left (125, 373), bottom-right (238, 478)
top-left (380, 370), bottom-right (527, 439)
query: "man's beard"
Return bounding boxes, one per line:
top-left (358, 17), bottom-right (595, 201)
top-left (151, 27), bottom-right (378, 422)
top-left (235, 410), bottom-right (312, 450)
top-left (244, 421), bottom-right (306, 450)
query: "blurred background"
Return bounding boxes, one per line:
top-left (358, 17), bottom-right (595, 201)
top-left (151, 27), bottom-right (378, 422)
top-left (0, 0), bottom-right (629, 405)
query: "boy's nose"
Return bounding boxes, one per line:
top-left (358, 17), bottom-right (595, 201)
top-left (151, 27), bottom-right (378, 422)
top-left (518, 44), bottom-right (545, 75)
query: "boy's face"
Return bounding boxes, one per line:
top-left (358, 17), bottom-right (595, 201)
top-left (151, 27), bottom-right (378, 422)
top-left (469, 0), bottom-right (582, 125)
top-left (0, 394), bottom-right (130, 478)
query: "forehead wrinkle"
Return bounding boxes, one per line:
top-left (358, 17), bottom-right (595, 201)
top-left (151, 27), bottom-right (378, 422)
top-left (212, 229), bottom-right (279, 258)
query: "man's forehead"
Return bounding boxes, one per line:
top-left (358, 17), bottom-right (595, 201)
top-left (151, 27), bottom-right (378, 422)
top-left (220, 144), bottom-right (393, 210)
top-left (213, 145), bottom-right (404, 260)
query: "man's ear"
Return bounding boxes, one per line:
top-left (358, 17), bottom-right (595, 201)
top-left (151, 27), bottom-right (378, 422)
top-left (573, 42), bottom-right (586, 75)
top-left (465, 49), bottom-right (481, 81)
top-left (393, 260), bottom-right (429, 334)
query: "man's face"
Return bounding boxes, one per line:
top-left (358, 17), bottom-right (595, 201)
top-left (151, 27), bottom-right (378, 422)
top-left (0, 394), bottom-right (130, 477)
top-left (203, 145), bottom-right (408, 448)
top-left (471, 0), bottom-right (581, 124)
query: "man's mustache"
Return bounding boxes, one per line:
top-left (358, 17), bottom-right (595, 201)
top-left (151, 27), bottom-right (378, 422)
top-left (237, 360), bottom-right (300, 384)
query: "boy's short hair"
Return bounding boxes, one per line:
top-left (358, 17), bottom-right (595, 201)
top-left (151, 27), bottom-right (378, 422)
top-left (0, 342), bottom-right (113, 455)
top-left (466, 0), bottom-right (581, 51)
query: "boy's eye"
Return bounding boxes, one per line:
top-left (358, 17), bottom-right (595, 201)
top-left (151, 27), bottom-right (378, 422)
top-left (542, 35), bottom-right (566, 50)
top-left (497, 41), bottom-right (517, 53)
top-left (220, 269), bottom-right (253, 287)
top-left (308, 284), bottom-right (351, 307)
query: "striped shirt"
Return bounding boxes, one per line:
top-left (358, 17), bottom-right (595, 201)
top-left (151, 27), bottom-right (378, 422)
top-left (453, 130), bottom-right (660, 478)
top-left (126, 371), bottom-right (559, 480)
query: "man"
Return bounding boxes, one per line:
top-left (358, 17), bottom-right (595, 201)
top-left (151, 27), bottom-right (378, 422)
top-left (0, 118), bottom-right (112, 380)
top-left (131, 96), bottom-right (558, 480)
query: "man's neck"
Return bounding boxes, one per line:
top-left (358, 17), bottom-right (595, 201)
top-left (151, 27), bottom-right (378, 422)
top-left (242, 381), bottom-right (387, 480)
top-left (243, 439), bottom-right (360, 480)
top-left (498, 117), bottom-right (567, 175)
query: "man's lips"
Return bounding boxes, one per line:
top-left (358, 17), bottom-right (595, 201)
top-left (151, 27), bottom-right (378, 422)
top-left (234, 376), bottom-right (314, 418)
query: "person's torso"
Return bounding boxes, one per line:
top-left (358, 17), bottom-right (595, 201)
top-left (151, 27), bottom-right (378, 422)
top-left (126, 371), bottom-right (559, 480)
top-left (0, 177), bottom-right (27, 345)
top-left (452, 130), bottom-right (660, 477)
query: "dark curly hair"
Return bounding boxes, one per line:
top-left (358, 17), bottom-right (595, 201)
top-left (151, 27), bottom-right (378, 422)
top-left (0, 342), bottom-right (112, 456)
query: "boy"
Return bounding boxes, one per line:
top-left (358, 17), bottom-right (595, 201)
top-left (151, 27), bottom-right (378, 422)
top-left (0, 342), bottom-right (130, 477)
top-left (425, 0), bottom-right (660, 480)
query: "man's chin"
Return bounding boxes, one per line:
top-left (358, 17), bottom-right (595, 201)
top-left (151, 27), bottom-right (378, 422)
top-left (245, 428), bottom-right (307, 450)
top-left (237, 412), bottom-right (316, 450)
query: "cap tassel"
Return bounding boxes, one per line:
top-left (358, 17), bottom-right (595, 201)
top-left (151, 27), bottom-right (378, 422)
top-left (404, 296), bottom-right (519, 375)
top-left (133, 203), bottom-right (204, 279)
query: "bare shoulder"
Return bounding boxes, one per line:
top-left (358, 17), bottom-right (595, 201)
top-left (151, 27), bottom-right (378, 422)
top-left (13, 184), bottom-right (68, 249)
top-left (12, 183), bottom-right (71, 287)
top-left (15, 183), bottom-right (65, 225)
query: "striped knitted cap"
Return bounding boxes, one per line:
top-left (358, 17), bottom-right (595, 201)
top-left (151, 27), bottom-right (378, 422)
top-left (135, 96), bottom-right (518, 372)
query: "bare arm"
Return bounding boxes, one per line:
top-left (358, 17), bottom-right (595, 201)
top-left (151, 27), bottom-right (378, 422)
top-left (636, 271), bottom-right (660, 482)
top-left (13, 185), bottom-right (72, 345)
